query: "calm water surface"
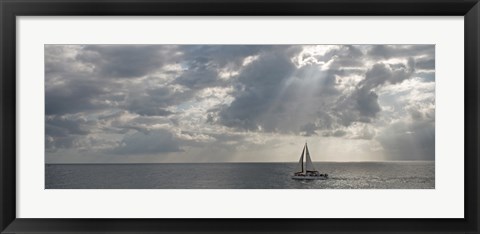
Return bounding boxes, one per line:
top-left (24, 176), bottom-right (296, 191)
top-left (46, 162), bottom-right (434, 189)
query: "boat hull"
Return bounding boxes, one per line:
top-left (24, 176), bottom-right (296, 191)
top-left (291, 175), bottom-right (328, 180)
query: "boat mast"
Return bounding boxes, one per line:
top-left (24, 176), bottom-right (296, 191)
top-left (302, 140), bottom-right (308, 172)
top-left (303, 142), bottom-right (307, 172)
top-left (301, 144), bottom-right (305, 173)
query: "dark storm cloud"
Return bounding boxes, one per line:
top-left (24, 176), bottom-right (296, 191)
top-left (46, 116), bottom-right (91, 136)
top-left (215, 45), bottom-right (419, 138)
top-left (45, 116), bottom-right (93, 152)
top-left (78, 45), bottom-right (177, 78)
top-left (45, 46), bottom-right (129, 115)
top-left (218, 48), bottom-right (300, 131)
top-left (300, 123), bottom-right (319, 136)
top-left (361, 58), bottom-right (415, 90)
top-left (334, 58), bottom-right (415, 126)
top-left (45, 45), bottom-right (296, 123)
top-left (116, 45), bottom-right (279, 116)
top-left (45, 79), bottom-right (112, 115)
top-left (181, 45), bottom-right (268, 69)
top-left (175, 64), bottom-right (222, 89)
top-left (125, 98), bottom-right (175, 117)
top-left (123, 85), bottom-right (193, 116)
top-left (217, 46), bottom-right (418, 135)
top-left (174, 45), bottom-right (284, 89)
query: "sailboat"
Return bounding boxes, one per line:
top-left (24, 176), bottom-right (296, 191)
top-left (292, 142), bottom-right (328, 180)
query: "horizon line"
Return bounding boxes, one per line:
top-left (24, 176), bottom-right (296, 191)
top-left (45, 160), bottom-right (435, 165)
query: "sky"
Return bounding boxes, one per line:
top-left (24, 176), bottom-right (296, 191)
top-left (45, 45), bottom-right (435, 163)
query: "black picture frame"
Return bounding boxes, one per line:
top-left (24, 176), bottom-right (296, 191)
top-left (1, 0), bottom-right (479, 233)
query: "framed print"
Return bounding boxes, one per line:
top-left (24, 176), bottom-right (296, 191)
top-left (1, 0), bottom-right (479, 233)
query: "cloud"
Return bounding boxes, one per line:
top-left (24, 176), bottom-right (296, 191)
top-left (173, 45), bottom-right (274, 89)
top-left (323, 129), bottom-right (347, 137)
top-left (181, 45), bottom-right (268, 69)
top-left (361, 58), bottom-right (415, 90)
top-left (45, 79), bottom-right (111, 115)
top-left (300, 123), bottom-right (319, 136)
top-left (78, 45), bottom-right (178, 78)
top-left (44, 45), bottom-right (435, 162)
top-left (175, 64), bottom-right (221, 89)
top-left (218, 50), bottom-right (299, 131)
top-left (216, 46), bottom-right (417, 136)
top-left (110, 129), bottom-right (182, 155)
top-left (334, 58), bottom-right (415, 126)
top-left (415, 57), bottom-right (435, 71)
top-left (377, 119), bottom-right (435, 160)
top-left (46, 115), bottom-right (90, 136)
top-left (367, 45), bottom-right (434, 60)
top-left (45, 115), bottom-right (93, 152)
top-left (352, 124), bottom-right (376, 140)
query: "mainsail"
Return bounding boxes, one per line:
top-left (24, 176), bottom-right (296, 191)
top-left (294, 143), bottom-right (318, 174)
top-left (292, 142), bottom-right (327, 180)
top-left (305, 143), bottom-right (317, 172)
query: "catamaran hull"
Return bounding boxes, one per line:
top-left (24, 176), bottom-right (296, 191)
top-left (291, 175), bottom-right (328, 180)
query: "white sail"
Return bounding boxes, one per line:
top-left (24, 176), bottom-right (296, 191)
top-left (305, 144), bottom-right (317, 172)
top-left (294, 145), bottom-right (305, 173)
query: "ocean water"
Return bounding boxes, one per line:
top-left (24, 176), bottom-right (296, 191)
top-left (45, 161), bottom-right (434, 189)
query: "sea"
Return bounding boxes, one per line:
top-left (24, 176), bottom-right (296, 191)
top-left (45, 161), bottom-right (434, 189)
